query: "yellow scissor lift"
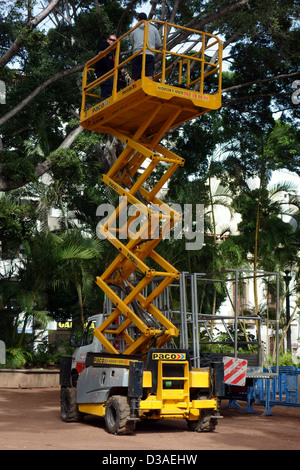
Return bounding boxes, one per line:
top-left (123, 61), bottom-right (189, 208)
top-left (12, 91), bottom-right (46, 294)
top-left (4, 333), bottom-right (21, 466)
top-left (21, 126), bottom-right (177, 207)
top-left (76, 20), bottom-right (224, 433)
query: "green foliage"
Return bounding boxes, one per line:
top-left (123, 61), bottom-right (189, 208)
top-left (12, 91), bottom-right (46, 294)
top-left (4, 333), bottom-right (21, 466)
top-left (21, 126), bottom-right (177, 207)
top-left (0, 194), bottom-right (37, 253)
top-left (27, 339), bottom-right (74, 368)
top-left (0, 338), bottom-right (75, 369)
top-left (265, 352), bottom-right (300, 368)
top-left (199, 324), bottom-right (257, 354)
top-left (50, 148), bottom-right (84, 185)
top-left (0, 228), bottom-right (104, 346)
top-left (277, 352), bottom-right (297, 367)
top-left (0, 0), bottom-right (299, 353)
top-left (263, 121), bottom-right (300, 172)
top-left (1, 149), bottom-right (37, 184)
top-left (232, 184), bottom-right (300, 271)
top-left (3, 347), bottom-right (30, 369)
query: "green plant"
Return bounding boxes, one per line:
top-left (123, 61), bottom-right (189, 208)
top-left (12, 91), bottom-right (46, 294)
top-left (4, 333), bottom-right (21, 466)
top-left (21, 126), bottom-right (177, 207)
top-left (3, 347), bottom-right (31, 369)
top-left (264, 352), bottom-right (300, 368)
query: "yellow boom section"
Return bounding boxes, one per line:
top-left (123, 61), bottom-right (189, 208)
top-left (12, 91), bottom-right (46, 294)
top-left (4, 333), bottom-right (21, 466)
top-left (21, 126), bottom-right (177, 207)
top-left (80, 21), bottom-right (222, 356)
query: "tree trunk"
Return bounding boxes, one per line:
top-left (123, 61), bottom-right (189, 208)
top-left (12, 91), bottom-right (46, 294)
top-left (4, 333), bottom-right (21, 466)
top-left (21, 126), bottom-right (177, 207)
top-left (17, 312), bottom-right (29, 347)
top-left (254, 198), bottom-right (260, 315)
top-left (76, 284), bottom-right (85, 333)
top-left (0, 64), bottom-right (84, 127)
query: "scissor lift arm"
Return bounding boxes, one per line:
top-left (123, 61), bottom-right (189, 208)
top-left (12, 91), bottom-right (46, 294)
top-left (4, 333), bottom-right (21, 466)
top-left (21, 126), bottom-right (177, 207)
top-left (80, 20), bottom-right (222, 356)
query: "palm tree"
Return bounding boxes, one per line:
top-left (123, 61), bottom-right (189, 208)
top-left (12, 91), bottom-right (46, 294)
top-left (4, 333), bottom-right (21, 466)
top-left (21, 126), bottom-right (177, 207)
top-left (12, 231), bottom-right (58, 346)
top-left (232, 178), bottom-right (300, 352)
top-left (51, 229), bottom-right (103, 332)
top-left (11, 229), bottom-right (104, 343)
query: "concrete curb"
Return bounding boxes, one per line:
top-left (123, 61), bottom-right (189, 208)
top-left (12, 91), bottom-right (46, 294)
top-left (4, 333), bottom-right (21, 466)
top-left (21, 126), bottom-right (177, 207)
top-left (0, 369), bottom-right (60, 388)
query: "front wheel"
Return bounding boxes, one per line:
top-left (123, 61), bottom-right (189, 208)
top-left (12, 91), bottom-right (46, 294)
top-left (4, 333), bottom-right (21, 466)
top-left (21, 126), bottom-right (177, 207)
top-left (60, 386), bottom-right (83, 422)
top-left (187, 409), bottom-right (217, 432)
top-left (105, 395), bottom-right (136, 435)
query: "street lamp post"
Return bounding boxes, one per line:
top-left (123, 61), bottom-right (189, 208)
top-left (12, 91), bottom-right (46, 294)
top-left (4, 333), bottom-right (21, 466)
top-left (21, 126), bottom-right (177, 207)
top-left (284, 270), bottom-right (292, 352)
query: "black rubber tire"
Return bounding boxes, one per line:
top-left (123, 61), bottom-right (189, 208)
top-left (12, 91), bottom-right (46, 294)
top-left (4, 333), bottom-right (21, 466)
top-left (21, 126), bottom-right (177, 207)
top-left (104, 395), bottom-right (135, 435)
top-left (187, 409), bottom-right (217, 432)
top-left (60, 386), bottom-right (82, 422)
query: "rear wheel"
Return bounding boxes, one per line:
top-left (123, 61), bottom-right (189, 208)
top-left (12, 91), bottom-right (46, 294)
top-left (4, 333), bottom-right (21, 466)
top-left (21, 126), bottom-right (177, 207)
top-left (105, 395), bottom-right (135, 435)
top-left (61, 387), bottom-right (83, 422)
top-left (187, 409), bottom-right (217, 432)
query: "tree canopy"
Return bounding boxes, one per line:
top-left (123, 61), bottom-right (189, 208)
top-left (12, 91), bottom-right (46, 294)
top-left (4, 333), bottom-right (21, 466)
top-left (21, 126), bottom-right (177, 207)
top-left (0, 0), bottom-right (299, 189)
top-left (0, 0), bottom-right (299, 344)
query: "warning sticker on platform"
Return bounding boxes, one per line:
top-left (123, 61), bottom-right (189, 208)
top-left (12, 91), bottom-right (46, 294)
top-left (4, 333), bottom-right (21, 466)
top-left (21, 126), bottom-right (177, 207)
top-left (157, 85), bottom-right (209, 101)
top-left (223, 356), bottom-right (247, 386)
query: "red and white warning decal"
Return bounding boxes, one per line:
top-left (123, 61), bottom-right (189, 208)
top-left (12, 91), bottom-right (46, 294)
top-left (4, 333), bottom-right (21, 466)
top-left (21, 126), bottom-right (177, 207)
top-left (223, 356), bottom-right (247, 386)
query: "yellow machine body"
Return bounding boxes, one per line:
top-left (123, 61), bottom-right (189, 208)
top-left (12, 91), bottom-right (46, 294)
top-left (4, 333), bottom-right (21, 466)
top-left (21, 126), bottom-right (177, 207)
top-left (76, 20), bottom-right (222, 425)
top-left (78, 363), bottom-right (218, 421)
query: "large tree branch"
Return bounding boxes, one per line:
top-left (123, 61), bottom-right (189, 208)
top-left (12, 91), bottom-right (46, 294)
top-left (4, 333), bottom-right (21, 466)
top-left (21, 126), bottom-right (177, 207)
top-left (223, 92), bottom-right (284, 105)
top-left (0, 125), bottom-right (84, 191)
top-left (34, 125), bottom-right (84, 177)
top-left (0, 0), bottom-right (62, 66)
top-left (0, 63), bottom-right (84, 127)
top-left (190, 0), bottom-right (252, 30)
top-left (166, 0), bottom-right (252, 51)
top-left (116, 0), bottom-right (140, 37)
top-left (223, 71), bottom-right (300, 94)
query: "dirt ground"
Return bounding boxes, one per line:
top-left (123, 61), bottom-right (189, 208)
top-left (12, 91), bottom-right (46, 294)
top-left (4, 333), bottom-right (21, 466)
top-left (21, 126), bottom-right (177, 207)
top-left (0, 387), bottom-right (299, 452)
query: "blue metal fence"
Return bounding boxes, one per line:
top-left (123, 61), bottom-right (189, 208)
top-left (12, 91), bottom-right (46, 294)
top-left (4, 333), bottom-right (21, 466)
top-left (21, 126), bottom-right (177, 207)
top-left (227, 366), bottom-right (300, 415)
top-left (270, 366), bottom-right (300, 405)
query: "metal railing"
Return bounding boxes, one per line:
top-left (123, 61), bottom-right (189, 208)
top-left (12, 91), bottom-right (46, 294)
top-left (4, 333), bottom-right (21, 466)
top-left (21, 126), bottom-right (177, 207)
top-left (81, 20), bottom-right (222, 113)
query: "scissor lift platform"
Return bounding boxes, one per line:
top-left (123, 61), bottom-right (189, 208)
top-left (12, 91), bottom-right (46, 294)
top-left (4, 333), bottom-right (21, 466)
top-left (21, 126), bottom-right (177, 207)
top-left (80, 77), bottom-right (221, 138)
top-left (80, 20), bottom-right (222, 140)
top-left (79, 21), bottom-right (222, 356)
